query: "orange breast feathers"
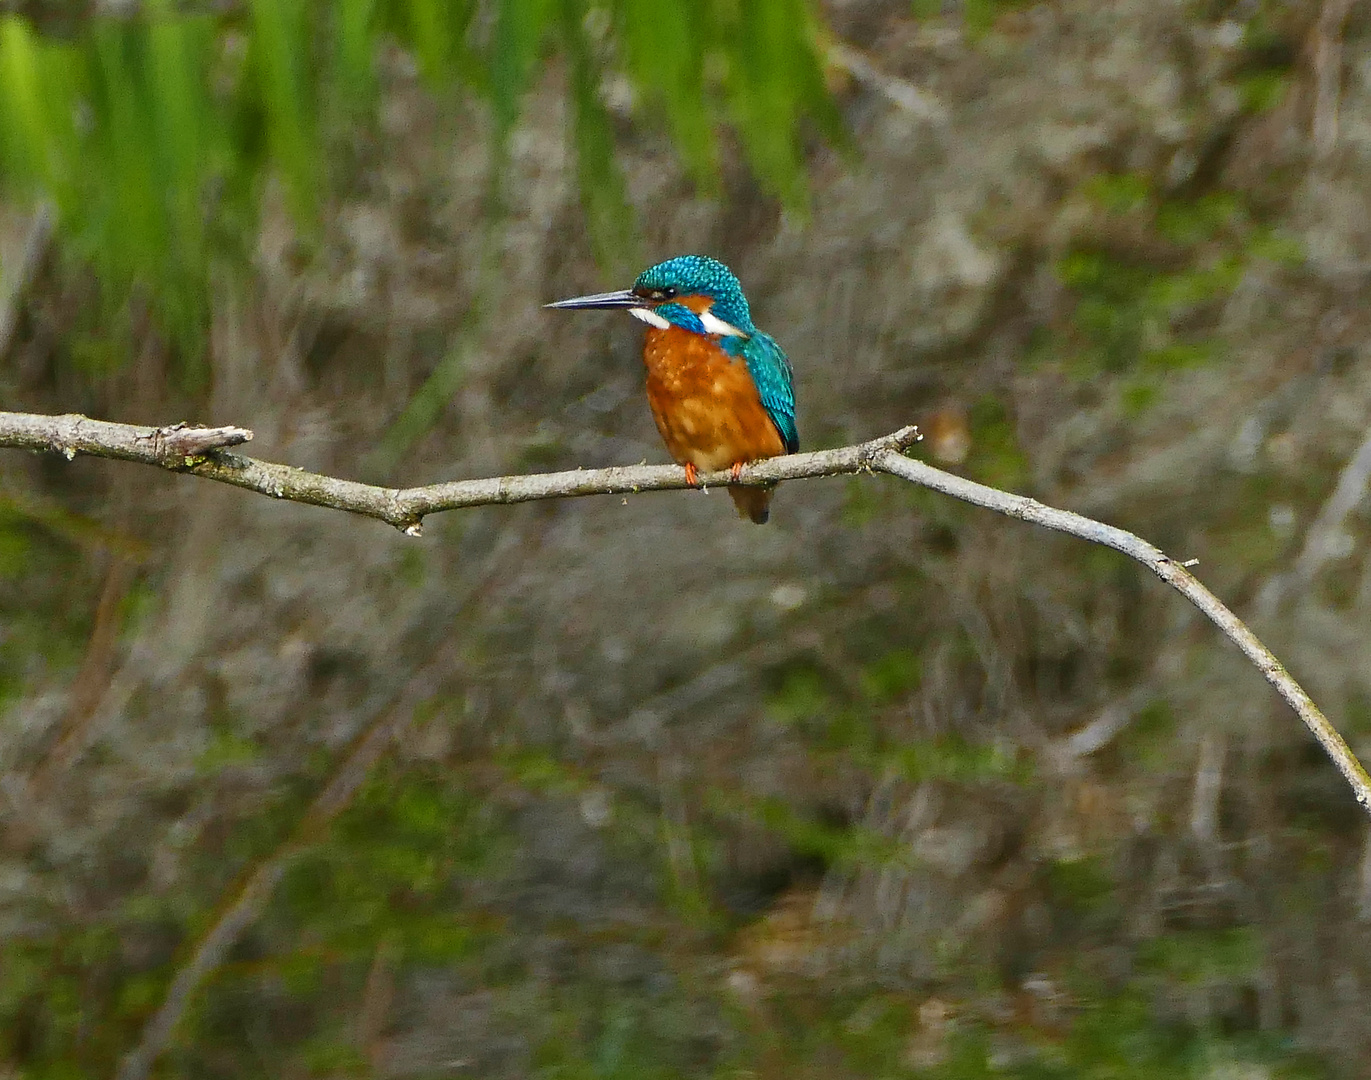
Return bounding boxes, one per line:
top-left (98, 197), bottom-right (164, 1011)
top-left (641, 323), bottom-right (786, 474)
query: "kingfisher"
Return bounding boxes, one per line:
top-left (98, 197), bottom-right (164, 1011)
top-left (546, 255), bottom-right (798, 524)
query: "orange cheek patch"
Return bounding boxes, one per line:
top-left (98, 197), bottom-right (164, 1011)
top-left (676, 294), bottom-right (746, 337)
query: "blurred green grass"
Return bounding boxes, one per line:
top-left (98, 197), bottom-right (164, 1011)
top-left (0, 0), bottom-right (842, 384)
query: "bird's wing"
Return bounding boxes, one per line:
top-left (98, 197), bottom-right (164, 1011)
top-left (731, 331), bottom-right (798, 454)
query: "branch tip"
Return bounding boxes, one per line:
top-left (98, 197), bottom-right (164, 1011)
top-left (890, 424), bottom-right (923, 451)
top-left (860, 426), bottom-right (921, 472)
top-left (141, 423), bottom-right (254, 458)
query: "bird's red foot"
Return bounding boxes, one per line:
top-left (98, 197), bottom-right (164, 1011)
top-left (729, 461), bottom-right (745, 482)
top-left (684, 462), bottom-right (700, 487)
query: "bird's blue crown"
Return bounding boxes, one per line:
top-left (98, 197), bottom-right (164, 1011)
top-left (634, 255), bottom-right (755, 335)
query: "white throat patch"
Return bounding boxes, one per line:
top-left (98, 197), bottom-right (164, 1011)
top-left (699, 309), bottom-right (746, 337)
top-left (629, 307), bottom-right (671, 330)
top-left (629, 304), bottom-right (746, 336)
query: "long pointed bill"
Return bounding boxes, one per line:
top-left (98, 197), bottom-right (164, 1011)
top-left (544, 289), bottom-right (641, 311)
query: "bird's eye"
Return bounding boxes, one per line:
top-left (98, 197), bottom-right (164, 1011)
top-left (635, 286), bottom-right (676, 303)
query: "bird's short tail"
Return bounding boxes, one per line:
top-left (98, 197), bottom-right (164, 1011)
top-left (728, 485), bottom-right (774, 525)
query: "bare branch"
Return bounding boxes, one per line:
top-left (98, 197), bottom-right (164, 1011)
top-left (1257, 423), bottom-right (1371, 616)
top-left (0, 411), bottom-right (918, 535)
top-left (3, 407), bottom-right (1368, 818)
top-left (1293, 423), bottom-right (1371, 583)
top-left (872, 449), bottom-right (1371, 815)
top-left (0, 412), bottom-right (252, 461)
top-left (1051, 685), bottom-right (1156, 765)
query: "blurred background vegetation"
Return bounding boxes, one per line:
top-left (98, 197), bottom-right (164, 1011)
top-left (3, 0), bottom-right (1371, 1077)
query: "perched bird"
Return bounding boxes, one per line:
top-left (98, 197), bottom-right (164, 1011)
top-left (546, 255), bottom-right (798, 524)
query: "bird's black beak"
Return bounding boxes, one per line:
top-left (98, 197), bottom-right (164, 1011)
top-left (544, 288), bottom-right (641, 311)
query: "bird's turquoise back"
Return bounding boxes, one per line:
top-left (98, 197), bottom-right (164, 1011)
top-left (725, 331), bottom-right (798, 454)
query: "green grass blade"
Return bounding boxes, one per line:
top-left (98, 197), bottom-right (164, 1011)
top-left (334, 0), bottom-right (380, 103)
top-left (489, 0), bottom-right (553, 139)
top-left (92, 24), bottom-right (165, 295)
top-left (147, 8), bottom-right (215, 352)
top-left (248, 0), bottom-right (317, 222)
top-left (618, 0), bottom-right (716, 187)
top-left (564, 0), bottom-right (636, 273)
top-left (404, 0), bottom-right (453, 88)
top-left (721, 0), bottom-right (843, 208)
top-left (0, 16), bottom-right (51, 189)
